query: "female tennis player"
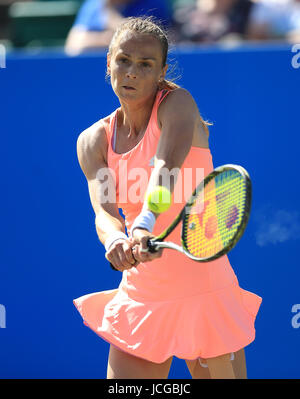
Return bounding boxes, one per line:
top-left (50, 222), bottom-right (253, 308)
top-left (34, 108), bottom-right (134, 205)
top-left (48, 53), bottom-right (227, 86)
top-left (74, 16), bottom-right (262, 379)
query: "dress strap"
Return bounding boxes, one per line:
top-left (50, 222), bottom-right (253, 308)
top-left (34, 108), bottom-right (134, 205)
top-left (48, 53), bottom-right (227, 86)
top-left (149, 89), bottom-right (171, 137)
top-left (158, 89), bottom-right (171, 106)
top-left (102, 110), bottom-right (117, 151)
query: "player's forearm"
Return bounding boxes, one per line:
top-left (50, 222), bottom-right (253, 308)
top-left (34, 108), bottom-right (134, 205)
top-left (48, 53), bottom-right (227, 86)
top-left (95, 210), bottom-right (126, 245)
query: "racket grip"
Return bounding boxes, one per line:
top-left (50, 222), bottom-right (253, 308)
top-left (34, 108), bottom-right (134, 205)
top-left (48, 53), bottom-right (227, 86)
top-left (109, 248), bottom-right (138, 271)
top-left (147, 239), bottom-right (159, 253)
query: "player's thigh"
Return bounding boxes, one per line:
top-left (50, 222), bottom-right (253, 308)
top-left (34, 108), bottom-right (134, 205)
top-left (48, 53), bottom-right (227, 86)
top-left (107, 344), bottom-right (173, 379)
top-left (185, 349), bottom-right (247, 379)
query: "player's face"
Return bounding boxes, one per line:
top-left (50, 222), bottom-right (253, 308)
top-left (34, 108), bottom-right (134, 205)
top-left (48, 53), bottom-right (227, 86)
top-left (107, 31), bottom-right (167, 103)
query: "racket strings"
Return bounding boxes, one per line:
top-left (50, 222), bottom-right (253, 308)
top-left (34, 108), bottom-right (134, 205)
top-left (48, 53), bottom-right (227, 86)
top-left (183, 170), bottom-right (247, 259)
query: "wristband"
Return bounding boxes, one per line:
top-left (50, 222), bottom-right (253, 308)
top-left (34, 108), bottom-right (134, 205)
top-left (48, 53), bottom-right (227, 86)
top-left (130, 210), bottom-right (156, 237)
top-left (104, 231), bottom-right (128, 251)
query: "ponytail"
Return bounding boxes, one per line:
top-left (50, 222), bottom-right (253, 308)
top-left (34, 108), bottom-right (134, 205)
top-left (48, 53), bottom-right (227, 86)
top-left (159, 78), bottom-right (181, 91)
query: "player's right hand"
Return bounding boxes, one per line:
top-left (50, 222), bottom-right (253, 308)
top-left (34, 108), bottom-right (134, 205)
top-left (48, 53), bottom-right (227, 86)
top-left (105, 238), bottom-right (139, 271)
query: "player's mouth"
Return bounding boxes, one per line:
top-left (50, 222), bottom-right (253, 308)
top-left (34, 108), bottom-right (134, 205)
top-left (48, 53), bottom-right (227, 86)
top-left (122, 85), bottom-right (136, 91)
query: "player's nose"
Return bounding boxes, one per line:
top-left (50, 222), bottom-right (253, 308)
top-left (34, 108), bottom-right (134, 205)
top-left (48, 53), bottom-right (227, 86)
top-left (126, 65), bottom-right (138, 79)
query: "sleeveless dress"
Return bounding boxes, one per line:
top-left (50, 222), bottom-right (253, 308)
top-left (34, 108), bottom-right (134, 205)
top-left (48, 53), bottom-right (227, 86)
top-left (73, 89), bottom-right (262, 363)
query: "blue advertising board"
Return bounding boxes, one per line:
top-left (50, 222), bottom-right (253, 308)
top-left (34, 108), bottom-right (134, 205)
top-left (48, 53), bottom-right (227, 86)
top-left (0, 43), bottom-right (300, 378)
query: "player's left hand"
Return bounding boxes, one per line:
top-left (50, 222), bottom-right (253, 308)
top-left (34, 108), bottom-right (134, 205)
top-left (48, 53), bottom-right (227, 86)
top-left (130, 228), bottom-right (163, 263)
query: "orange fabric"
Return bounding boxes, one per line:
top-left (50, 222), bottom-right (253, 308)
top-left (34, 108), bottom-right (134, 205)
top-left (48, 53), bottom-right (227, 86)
top-left (74, 89), bottom-right (262, 363)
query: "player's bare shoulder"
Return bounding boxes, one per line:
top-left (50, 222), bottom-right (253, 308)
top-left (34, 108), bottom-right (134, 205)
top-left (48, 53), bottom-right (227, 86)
top-left (157, 88), bottom-right (209, 148)
top-left (157, 88), bottom-right (198, 128)
top-left (76, 118), bottom-right (109, 180)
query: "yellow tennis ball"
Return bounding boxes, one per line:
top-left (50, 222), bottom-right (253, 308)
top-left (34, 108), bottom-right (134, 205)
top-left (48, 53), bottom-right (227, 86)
top-left (146, 186), bottom-right (172, 213)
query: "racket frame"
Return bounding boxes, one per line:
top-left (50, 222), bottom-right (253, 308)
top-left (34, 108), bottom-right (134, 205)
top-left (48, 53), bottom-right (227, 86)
top-left (147, 164), bottom-right (252, 262)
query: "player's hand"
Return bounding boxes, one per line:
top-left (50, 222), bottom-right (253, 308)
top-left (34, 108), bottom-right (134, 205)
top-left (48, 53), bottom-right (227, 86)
top-left (105, 238), bottom-right (139, 272)
top-left (130, 228), bottom-right (163, 263)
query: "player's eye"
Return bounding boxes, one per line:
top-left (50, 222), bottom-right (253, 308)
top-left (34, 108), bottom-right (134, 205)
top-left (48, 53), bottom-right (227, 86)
top-left (119, 57), bottom-right (128, 64)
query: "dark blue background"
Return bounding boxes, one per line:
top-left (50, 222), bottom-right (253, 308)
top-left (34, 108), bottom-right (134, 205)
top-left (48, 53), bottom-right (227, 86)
top-left (0, 44), bottom-right (299, 378)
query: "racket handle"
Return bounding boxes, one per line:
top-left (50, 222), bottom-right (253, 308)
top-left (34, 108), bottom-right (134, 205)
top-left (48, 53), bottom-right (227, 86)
top-left (147, 239), bottom-right (159, 253)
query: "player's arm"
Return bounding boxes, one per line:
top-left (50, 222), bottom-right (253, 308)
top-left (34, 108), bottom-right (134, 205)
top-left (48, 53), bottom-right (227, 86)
top-left (76, 123), bottom-right (136, 270)
top-left (77, 123), bottom-right (124, 243)
top-left (146, 88), bottom-right (200, 203)
top-left (130, 89), bottom-right (200, 260)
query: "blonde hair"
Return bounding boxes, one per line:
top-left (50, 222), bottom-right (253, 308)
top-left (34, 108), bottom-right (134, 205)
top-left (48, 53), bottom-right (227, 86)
top-left (108, 16), bottom-right (211, 134)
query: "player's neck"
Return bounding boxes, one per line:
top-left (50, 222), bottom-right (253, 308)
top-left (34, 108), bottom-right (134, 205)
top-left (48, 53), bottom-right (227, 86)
top-left (118, 95), bottom-right (156, 139)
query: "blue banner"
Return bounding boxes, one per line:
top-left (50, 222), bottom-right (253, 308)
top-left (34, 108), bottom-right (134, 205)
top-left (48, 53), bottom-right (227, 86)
top-left (0, 44), bottom-right (299, 378)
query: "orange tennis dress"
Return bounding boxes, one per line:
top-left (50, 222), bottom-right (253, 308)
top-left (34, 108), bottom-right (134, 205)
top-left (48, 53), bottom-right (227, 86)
top-left (73, 89), bottom-right (262, 362)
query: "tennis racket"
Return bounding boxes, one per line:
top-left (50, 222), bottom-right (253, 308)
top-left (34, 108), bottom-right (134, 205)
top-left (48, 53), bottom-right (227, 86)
top-left (109, 164), bottom-right (251, 269)
top-left (146, 164), bottom-right (252, 262)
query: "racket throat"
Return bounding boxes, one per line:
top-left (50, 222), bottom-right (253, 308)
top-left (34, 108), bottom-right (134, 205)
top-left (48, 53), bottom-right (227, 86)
top-left (148, 239), bottom-right (182, 253)
top-left (152, 241), bottom-right (182, 251)
top-left (151, 241), bottom-right (203, 261)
